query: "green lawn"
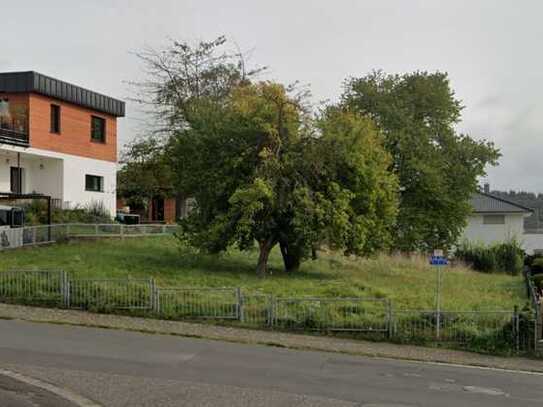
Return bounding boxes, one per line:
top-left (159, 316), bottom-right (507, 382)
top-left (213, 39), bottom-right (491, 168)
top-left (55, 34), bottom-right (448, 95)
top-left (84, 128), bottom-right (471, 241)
top-left (0, 236), bottom-right (527, 311)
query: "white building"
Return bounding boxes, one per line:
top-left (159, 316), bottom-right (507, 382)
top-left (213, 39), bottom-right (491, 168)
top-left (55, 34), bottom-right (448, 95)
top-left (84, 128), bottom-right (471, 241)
top-left (458, 189), bottom-right (543, 254)
top-left (0, 71), bottom-right (124, 215)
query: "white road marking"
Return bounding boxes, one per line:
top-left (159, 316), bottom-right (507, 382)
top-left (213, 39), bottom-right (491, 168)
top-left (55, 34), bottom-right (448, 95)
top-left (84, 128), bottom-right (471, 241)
top-left (0, 368), bottom-right (102, 407)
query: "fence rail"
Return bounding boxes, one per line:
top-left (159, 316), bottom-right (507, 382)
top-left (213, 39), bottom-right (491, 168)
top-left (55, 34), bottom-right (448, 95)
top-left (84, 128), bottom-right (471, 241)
top-left (524, 269), bottom-right (542, 351)
top-left (0, 223), bottom-right (179, 251)
top-left (0, 269), bottom-right (538, 355)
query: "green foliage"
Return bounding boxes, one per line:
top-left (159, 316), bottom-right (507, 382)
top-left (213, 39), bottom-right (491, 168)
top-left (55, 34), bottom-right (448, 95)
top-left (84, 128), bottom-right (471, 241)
top-left (341, 71), bottom-right (500, 251)
top-left (0, 237), bottom-right (525, 312)
top-left (533, 274), bottom-right (543, 290)
top-left (456, 240), bottom-right (524, 275)
top-left (171, 81), bottom-right (398, 274)
top-left (23, 200), bottom-right (112, 225)
top-left (117, 137), bottom-right (175, 210)
top-left (530, 257), bottom-right (543, 274)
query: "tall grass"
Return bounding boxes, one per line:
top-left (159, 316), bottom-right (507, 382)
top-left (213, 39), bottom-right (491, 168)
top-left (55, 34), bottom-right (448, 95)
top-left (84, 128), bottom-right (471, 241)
top-left (0, 237), bottom-right (526, 311)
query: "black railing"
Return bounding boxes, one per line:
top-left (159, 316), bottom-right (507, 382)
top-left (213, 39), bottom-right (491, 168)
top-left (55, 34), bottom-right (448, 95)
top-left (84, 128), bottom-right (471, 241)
top-left (0, 127), bottom-right (29, 147)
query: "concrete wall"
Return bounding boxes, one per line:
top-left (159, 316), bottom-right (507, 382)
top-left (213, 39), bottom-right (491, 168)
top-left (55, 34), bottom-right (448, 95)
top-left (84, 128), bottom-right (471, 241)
top-left (460, 213), bottom-right (525, 245)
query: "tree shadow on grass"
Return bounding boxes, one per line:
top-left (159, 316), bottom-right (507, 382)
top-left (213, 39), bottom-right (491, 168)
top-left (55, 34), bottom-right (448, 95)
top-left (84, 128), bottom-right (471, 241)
top-left (98, 241), bottom-right (337, 283)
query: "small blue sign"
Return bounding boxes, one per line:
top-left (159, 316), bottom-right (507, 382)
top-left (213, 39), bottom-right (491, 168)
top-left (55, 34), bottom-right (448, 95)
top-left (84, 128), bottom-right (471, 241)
top-left (430, 256), bottom-right (448, 266)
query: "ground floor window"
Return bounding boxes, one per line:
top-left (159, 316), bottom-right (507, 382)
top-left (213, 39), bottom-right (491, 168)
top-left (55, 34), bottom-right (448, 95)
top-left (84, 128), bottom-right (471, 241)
top-left (10, 167), bottom-right (24, 194)
top-left (85, 174), bottom-right (104, 192)
top-left (483, 214), bottom-right (505, 225)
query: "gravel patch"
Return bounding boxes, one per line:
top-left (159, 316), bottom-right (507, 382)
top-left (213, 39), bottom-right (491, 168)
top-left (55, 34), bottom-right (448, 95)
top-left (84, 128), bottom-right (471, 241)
top-left (0, 303), bottom-right (541, 374)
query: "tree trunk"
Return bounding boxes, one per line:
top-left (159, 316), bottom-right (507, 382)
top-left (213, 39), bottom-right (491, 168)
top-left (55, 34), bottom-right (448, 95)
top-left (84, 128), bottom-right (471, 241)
top-left (280, 241), bottom-right (301, 273)
top-left (256, 239), bottom-right (275, 277)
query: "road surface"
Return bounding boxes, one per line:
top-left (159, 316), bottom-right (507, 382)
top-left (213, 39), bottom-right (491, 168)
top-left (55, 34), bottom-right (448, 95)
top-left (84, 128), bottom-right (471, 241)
top-left (0, 372), bottom-right (78, 407)
top-left (0, 319), bottom-right (541, 406)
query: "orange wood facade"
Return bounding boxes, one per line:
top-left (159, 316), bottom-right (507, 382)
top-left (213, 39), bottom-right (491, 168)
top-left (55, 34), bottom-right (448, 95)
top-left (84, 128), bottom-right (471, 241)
top-left (28, 93), bottom-right (117, 162)
top-left (0, 92), bottom-right (117, 162)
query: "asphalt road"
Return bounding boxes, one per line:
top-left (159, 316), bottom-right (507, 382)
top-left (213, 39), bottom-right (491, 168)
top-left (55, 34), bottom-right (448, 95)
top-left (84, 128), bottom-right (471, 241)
top-left (0, 373), bottom-right (78, 407)
top-left (0, 320), bottom-right (541, 406)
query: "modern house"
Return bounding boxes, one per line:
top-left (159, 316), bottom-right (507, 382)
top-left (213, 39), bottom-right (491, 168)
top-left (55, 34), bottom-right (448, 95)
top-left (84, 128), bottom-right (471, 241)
top-left (462, 190), bottom-right (532, 246)
top-left (0, 71), bottom-right (125, 215)
top-left (117, 195), bottom-right (193, 224)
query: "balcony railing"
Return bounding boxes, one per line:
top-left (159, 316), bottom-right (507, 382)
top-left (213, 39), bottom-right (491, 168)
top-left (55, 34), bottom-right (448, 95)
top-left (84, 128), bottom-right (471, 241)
top-left (0, 127), bottom-right (29, 147)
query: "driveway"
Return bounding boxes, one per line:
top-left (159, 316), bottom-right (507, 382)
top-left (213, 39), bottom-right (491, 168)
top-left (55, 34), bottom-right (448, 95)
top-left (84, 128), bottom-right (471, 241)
top-left (0, 319), bottom-right (541, 406)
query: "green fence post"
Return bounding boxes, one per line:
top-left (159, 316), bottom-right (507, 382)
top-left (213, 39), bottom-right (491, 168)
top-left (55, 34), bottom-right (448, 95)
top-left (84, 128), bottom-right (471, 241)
top-left (237, 288), bottom-right (244, 322)
top-left (268, 295), bottom-right (275, 329)
top-left (387, 299), bottom-right (394, 339)
top-left (513, 305), bottom-right (520, 353)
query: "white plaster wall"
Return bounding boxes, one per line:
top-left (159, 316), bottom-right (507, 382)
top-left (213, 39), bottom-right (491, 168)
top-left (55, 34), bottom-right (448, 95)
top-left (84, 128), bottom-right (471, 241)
top-left (460, 214), bottom-right (525, 245)
top-left (25, 158), bottom-right (63, 199)
top-left (0, 151), bottom-right (62, 198)
top-left (0, 145), bottom-right (116, 215)
top-left (61, 153), bottom-right (116, 215)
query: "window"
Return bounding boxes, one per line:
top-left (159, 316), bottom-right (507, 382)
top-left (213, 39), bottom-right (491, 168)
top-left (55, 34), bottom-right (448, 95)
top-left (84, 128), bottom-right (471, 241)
top-left (10, 167), bottom-right (24, 194)
top-left (85, 175), bottom-right (104, 192)
top-left (483, 214), bottom-right (505, 225)
top-left (91, 116), bottom-right (106, 143)
top-left (50, 104), bottom-right (61, 133)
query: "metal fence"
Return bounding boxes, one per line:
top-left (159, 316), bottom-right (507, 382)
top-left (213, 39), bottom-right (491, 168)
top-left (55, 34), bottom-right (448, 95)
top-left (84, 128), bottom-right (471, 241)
top-left (0, 270), bottom-right (64, 305)
top-left (68, 278), bottom-right (154, 311)
top-left (157, 287), bottom-right (240, 319)
top-left (273, 297), bottom-right (391, 334)
top-left (0, 223), bottom-right (179, 251)
top-left (394, 310), bottom-right (519, 346)
top-left (0, 269), bottom-right (538, 355)
top-left (524, 269), bottom-right (542, 351)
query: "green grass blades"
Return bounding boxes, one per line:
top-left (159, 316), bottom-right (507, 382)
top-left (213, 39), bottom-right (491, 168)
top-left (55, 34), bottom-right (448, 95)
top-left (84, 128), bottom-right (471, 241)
top-left (0, 237), bottom-right (526, 312)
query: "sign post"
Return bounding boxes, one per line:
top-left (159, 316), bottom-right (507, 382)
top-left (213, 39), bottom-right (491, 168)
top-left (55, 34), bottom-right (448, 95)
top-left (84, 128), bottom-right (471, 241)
top-left (429, 249), bottom-right (448, 340)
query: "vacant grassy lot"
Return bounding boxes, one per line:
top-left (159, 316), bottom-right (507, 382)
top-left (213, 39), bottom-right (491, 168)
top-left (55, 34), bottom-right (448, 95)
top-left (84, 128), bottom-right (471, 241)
top-left (0, 236), bottom-right (527, 311)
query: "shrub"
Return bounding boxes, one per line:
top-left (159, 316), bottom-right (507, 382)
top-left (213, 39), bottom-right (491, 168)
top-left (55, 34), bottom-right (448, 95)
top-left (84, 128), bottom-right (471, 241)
top-left (530, 257), bottom-right (543, 275)
top-left (22, 200), bottom-right (112, 225)
top-left (455, 240), bottom-right (524, 275)
top-left (533, 274), bottom-right (543, 290)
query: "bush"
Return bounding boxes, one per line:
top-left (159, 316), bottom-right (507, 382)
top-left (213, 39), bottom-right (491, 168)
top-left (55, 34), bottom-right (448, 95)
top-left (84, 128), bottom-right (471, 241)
top-left (530, 257), bottom-right (543, 275)
top-left (456, 240), bottom-right (524, 275)
top-left (533, 274), bottom-right (543, 290)
top-left (22, 200), bottom-right (112, 225)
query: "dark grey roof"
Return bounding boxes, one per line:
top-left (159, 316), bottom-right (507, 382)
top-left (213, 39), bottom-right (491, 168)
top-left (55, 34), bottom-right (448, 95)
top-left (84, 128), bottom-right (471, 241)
top-left (470, 192), bottom-right (533, 214)
top-left (0, 71), bottom-right (125, 117)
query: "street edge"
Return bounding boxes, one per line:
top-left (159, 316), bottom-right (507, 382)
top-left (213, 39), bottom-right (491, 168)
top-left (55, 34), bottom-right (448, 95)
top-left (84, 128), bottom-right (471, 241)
top-left (0, 368), bottom-right (103, 407)
top-left (2, 313), bottom-right (542, 376)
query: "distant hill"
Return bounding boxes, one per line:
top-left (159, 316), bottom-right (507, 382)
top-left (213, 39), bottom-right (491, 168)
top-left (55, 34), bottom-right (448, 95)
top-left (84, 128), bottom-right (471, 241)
top-left (489, 189), bottom-right (543, 229)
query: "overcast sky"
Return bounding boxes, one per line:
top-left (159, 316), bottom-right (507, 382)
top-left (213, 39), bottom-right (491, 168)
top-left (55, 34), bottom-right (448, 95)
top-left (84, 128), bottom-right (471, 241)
top-left (3, 0), bottom-right (542, 192)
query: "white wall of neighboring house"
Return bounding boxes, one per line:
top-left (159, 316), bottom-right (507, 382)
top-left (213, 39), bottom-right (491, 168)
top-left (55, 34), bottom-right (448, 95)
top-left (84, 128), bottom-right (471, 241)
top-left (460, 213), bottom-right (525, 246)
top-left (0, 145), bottom-right (116, 215)
top-left (521, 233), bottom-right (543, 255)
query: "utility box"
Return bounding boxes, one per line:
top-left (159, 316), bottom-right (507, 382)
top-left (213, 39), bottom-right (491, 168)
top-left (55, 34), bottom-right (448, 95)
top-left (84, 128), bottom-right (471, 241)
top-left (0, 205), bottom-right (25, 249)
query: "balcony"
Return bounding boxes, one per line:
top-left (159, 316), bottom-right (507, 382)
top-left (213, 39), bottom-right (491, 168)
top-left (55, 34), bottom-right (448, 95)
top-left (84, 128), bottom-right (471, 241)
top-left (0, 127), bottom-right (29, 147)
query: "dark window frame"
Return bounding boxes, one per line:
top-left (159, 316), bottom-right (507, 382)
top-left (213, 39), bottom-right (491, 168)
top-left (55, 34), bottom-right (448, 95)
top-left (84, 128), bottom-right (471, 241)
top-left (10, 167), bottom-right (24, 194)
top-left (85, 174), bottom-right (104, 193)
top-left (50, 104), bottom-right (61, 134)
top-left (90, 115), bottom-right (106, 143)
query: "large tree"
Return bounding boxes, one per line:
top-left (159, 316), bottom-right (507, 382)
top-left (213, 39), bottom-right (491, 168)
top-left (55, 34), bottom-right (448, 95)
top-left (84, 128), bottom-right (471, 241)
top-left (341, 71), bottom-right (500, 251)
top-left (170, 82), bottom-right (398, 275)
top-left (133, 38), bottom-right (398, 275)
